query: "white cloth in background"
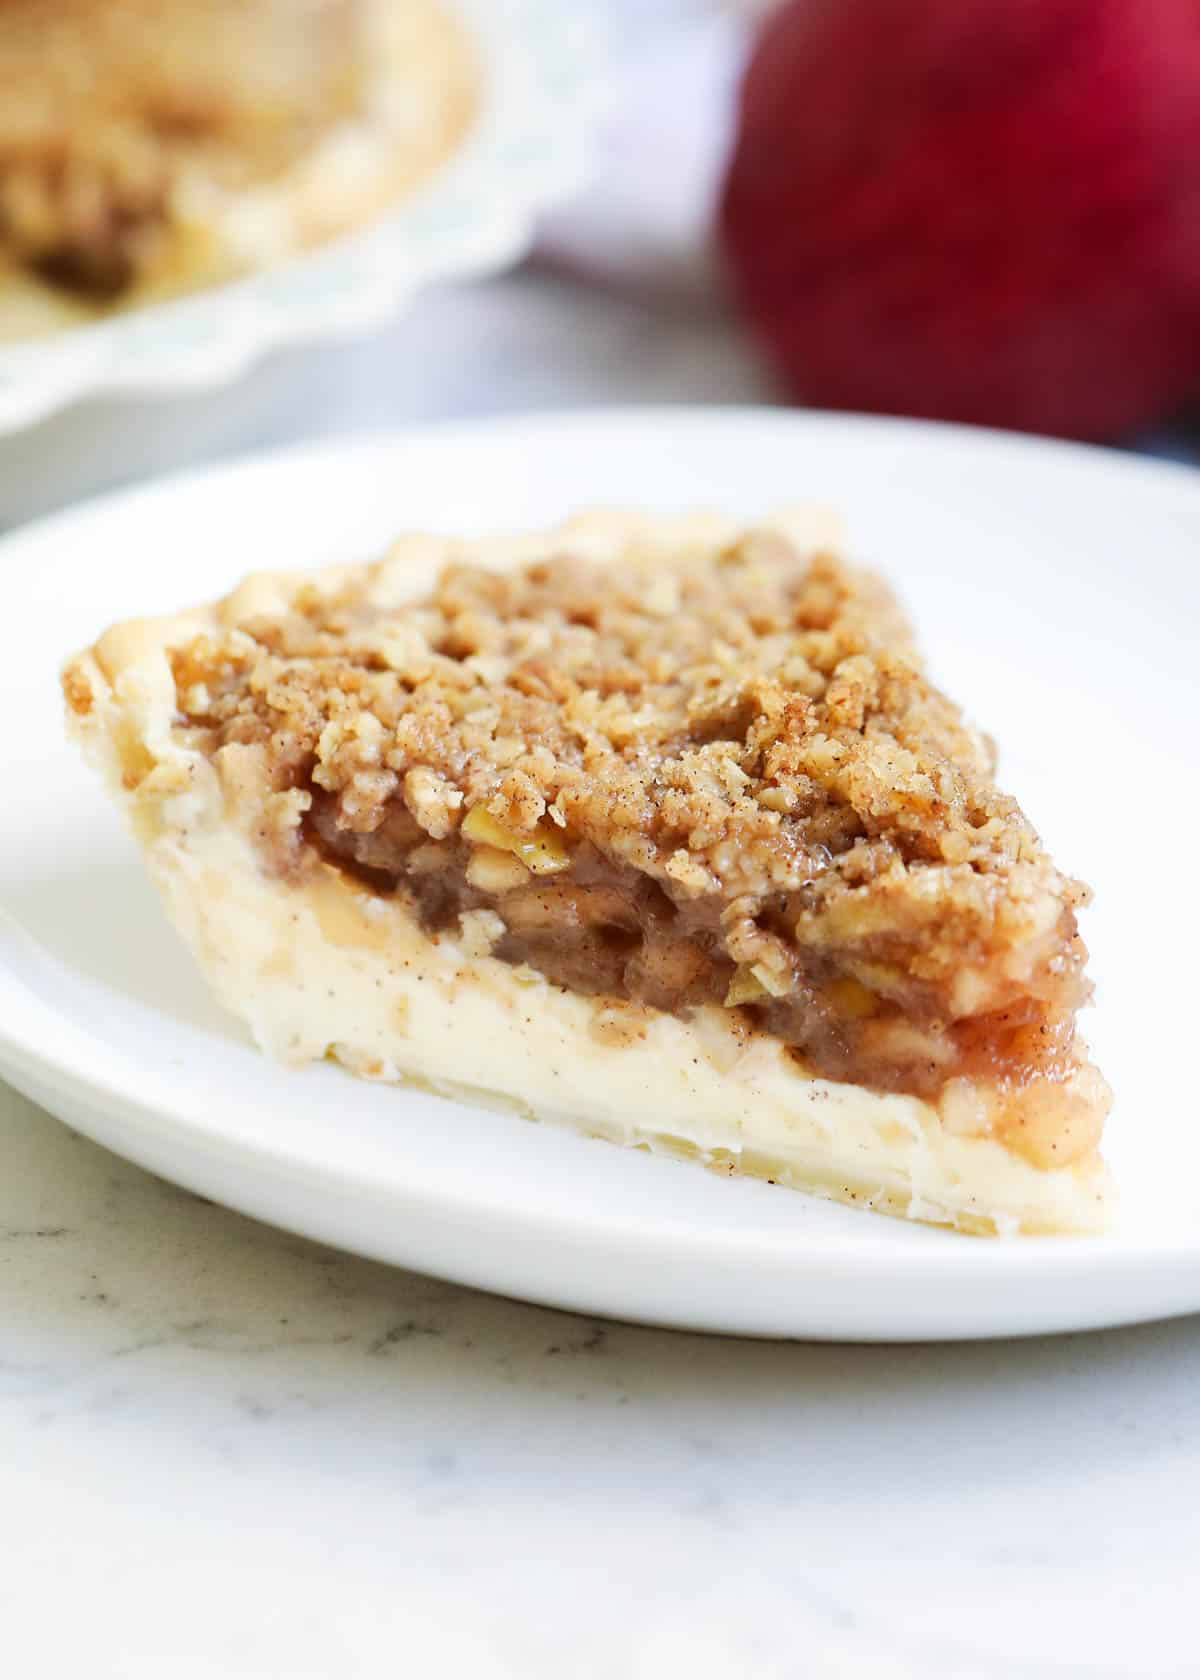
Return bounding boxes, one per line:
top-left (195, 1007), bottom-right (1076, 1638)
top-left (538, 4), bottom-right (750, 299)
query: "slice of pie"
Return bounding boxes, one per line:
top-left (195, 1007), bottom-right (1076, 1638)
top-left (62, 510), bottom-right (1113, 1235)
top-left (0, 0), bottom-right (476, 334)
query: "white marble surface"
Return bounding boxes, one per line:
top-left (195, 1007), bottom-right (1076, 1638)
top-left (5, 272), bottom-right (1200, 1678)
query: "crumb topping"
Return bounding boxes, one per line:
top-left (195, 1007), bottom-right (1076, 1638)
top-left (172, 527), bottom-right (1086, 981)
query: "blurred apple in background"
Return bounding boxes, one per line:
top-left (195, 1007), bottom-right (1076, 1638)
top-left (720, 0), bottom-right (1200, 440)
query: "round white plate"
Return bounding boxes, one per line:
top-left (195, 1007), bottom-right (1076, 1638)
top-left (0, 0), bottom-right (604, 435)
top-left (1, 409), bottom-right (1197, 1340)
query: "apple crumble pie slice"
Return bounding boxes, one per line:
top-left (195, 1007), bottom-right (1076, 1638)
top-left (62, 510), bottom-right (1113, 1235)
top-left (0, 0), bottom-right (476, 330)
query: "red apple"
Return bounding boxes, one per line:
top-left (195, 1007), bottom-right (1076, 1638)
top-left (719, 0), bottom-right (1200, 439)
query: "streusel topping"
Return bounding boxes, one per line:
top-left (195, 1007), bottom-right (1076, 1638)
top-left (173, 527), bottom-right (1082, 942)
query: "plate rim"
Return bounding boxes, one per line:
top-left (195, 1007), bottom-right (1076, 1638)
top-left (10, 401), bottom-right (1200, 547)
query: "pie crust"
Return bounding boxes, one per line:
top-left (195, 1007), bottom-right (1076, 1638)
top-left (62, 510), bottom-right (1113, 1236)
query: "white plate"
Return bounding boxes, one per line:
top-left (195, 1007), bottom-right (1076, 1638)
top-left (0, 0), bottom-right (604, 435)
top-left (2, 409), bottom-right (1198, 1340)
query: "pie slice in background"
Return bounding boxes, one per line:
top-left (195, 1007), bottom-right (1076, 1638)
top-left (62, 510), bottom-right (1112, 1235)
top-left (0, 0), bottom-right (477, 336)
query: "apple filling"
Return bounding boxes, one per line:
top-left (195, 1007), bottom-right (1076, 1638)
top-left (303, 794), bottom-right (1105, 1168)
top-left (166, 525), bottom-right (1111, 1172)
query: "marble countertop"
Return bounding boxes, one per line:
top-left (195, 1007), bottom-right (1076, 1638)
top-left (5, 272), bottom-right (1200, 1679)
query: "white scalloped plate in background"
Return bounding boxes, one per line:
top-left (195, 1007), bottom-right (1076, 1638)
top-left (0, 0), bottom-right (606, 435)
